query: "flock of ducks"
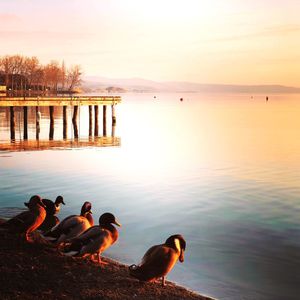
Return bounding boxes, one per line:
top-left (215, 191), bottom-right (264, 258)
top-left (0, 195), bottom-right (186, 287)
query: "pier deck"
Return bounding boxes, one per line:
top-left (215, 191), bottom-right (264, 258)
top-left (0, 96), bottom-right (121, 107)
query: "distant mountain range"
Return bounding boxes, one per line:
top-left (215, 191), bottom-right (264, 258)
top-left (82, 76), bottom-right (300, 94)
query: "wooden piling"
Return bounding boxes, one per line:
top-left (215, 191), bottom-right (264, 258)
top-left (112, 123), bottom-right (116, 137)
top-left (103, 105), bottom-right (107, 137)
top-left (89, 105), bottom-right (93, 136)
top-left (111, 105), bottom-right (116, 126)
top-left (23, 106), bottom-right (28, 140)
top-left (73, 120), bottom-right (79, 138)
top-left (72, 106), bottom-right (78, 123)
top-left (10, 107), bottom-right (15, 140)
top-left (63, 106), bottom-right (67, 139)
top-left (35, 106), bottom-right (40, 140)
top-left (94, 105), bottom-right (99, 136)
top-left (49, 106), bottom-right (54, 140)
top-left (72, 106), bottom-right (79, 139)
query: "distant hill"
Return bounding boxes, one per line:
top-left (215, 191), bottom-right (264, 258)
top-left (82, 76), bottom-right (300, 94)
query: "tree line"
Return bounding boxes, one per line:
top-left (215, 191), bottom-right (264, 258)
top-left (0, 55), bottom-right (82, 93)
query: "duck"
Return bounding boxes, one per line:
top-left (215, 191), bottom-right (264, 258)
top-left (129, 234), bottom-right (186, 286)
top-left (42, 195), bottom-right (65, 216)
top-left (63, 212), bottom-right (121, 264)
top-left (42, 201), bottom-right (93, 245)
top-left (26, 196), bottom-right (65, 233)
top-left (0, 195), bottom-right (46, 242)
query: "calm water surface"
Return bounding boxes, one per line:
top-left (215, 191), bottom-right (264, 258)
top-left (0, 93), bottom-right (300, 300)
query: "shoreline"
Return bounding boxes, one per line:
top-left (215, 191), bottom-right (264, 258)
top-left (0, 222), bottom-right (214, 300)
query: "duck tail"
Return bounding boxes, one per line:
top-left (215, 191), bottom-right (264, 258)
top-left (129, 264), bottom-right (143, 279)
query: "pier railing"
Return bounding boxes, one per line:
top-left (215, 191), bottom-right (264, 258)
top-left (0, 96), bottom-right (121, 107)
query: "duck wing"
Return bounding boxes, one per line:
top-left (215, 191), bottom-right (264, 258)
top-left (132, 244), bottom-right (177, 281)
top-left (1, 211), bottom-right (35, 233)
top-left (43, 214), bottom-right (76, 239)
top-left (56, 216), bottom-right (91, 244)
top-left (42, 199), bottom-right (56, 215)
top-left (64, 226), bottom-right (103, 254)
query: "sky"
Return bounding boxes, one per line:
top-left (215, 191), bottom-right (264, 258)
top-left (0, 0), bottom-right (300, 86)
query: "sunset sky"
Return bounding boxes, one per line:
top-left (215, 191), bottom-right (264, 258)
top-left (1, 0), bottom-right (300, 86)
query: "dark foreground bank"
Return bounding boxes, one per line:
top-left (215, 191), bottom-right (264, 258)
top-left (0, 224), bottom-right (213, 300)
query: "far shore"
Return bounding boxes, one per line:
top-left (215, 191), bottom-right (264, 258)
top-left (0, 218), bottom-right (214, 300)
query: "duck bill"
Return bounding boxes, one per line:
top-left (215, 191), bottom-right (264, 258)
top-left (62, 200), bottom-right (65, 205)
top-left (114, 220), bottom-right (122, 227)
top-left (179, 250), bottom-right (185, 263)
top-left (24, 202), bottom-right (29, 208)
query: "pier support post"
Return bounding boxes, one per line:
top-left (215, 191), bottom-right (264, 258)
top-left (49, 106), bottom-right (54, 140)
top-left (63, 106), bottom-right (67, 139)
top-left (35, 106), bottom-right (40, 140)
top-left (72, 106), bottom-right (79, 139)
top-left (10, 107), bottom-right (15, 140)
top-left (94, 105), bottom-right (99, 136)
top-left (89, 105), bottom-right (93, 137)
top-left (73, 120), bottom-right (79, 139)
top-left (111, 105), bottom-right (116, 126)
top-left (103, 105), bottom-right (107, 137)
top-left (23, 106), bottom-right (28, 140)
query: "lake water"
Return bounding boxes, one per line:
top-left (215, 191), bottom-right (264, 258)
top-left (0, 93), bottom-right (300, 300)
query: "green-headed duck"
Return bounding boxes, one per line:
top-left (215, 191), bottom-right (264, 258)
top-left (129, 234), bottom-right (186, 286)
top-left (63, 213), bottom-right (121, 264)
top-left (42, 195), bottom-right (65, 216)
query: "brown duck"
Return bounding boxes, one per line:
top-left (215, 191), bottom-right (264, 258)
top-left (0, 195), bottom-right (46, 242)
top-left (129, 234), bottom-right (186, 286)
top-left (63, 212), bottom-right (121, 264)
top-left (43, 201), bottom-right (93, 245)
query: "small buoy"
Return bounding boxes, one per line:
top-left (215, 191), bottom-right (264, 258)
top-left (154, 96), bottom-right (156, 99)
top-left (266, 96), bottom-right (268, 101)
top-left (180, 98), bottom-right (183, 101)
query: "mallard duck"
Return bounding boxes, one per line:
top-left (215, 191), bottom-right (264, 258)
top-left (42, 195), bottom-right (65, 216)
top-left (0, 195), bottom-right (46, 242)
top-left (26, 196), bottom-right (64, 233)
top-left (63, 213), bottom-right (121, 264)
top-left (129, 234), bottom-right (186, 286)
top-left (43, 201), bottom-right (93, 245)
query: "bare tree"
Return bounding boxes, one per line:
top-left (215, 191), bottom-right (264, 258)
top-left (67, 65), bottom-right (82, 91)
top-left (0, 55), bottom-right (83, 94)
top-left (0, 55), bottom-right (13, 87)
top-left (24, 56), bottom-right (39, 88)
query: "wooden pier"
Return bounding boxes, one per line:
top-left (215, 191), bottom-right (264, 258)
top-left (0, 96), bottom-right (121, 147)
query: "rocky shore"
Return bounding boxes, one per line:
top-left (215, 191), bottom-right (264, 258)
top-left (0, 224), bottom-right (213, 300)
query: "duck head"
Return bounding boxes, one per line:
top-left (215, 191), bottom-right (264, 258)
top-left (55, 196), bottom-right (65, 206)
top-left (99, 212), bottom-right (121, 227)
top-left (165, 234), bottom-right (186, 263)
top-left (80, 201), bottom-right (92, 216)
top-left (24, 195), bottom-right (46, 209)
